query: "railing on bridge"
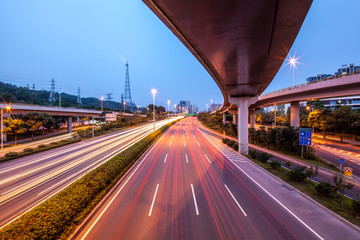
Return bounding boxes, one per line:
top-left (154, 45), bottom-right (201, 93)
top-left (261, 71), bottom-right (360, 97)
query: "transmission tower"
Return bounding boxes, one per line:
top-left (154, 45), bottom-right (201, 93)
top-left (48, 78), bottom-right (56, 103)
top-left (77, 87), bottom-right (82, 105)
top-left (106, 93), bottom-right (113, 109)
top-left (124, 62), bottom-right (132, 103)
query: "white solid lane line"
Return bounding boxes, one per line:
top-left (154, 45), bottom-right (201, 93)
top-left (204, 154), bottom-right (211, 164)
top-left (185, 154), bottom-right (189, 163)
top-left (199, 127), bottom-right (324, 240)
top-left (79, 133), bottom-right (166, 240)
top-left (191, 184), bottom-right (199, 215)
top-left (224, 184), bottom-right (247, 216)
top-left (164, 154), bottom-right (168, 163)
top-left (148, 184), bottom-right (160, 217)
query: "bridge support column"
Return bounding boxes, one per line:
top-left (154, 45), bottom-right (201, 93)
top-left (67, 117), bottom-right (72, 133)
top-left (223, 113), bottom-right (226, 125)
top-left (230, 96), bottom-right (258, 154)
top-left (237, 98), bottom-right (249, 154)
top-left (249, 113), bottom-right (256, 128)
top-left (290, 102), bottom-right (300, 127)
top-left (232, 114), bottom-right (238, 125)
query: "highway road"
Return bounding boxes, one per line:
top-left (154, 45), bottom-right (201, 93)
top-left (73, 117), bottom-right (360, 240)
top-left (0, 118), bottom-right (180, 228)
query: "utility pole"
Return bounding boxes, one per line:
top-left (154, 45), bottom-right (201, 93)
top-left (59, 88), bottom-right (62, 107)
top-left (77, 87), bottom-right (82, 105)
top-left (48, 78), bottom-right (56, 103)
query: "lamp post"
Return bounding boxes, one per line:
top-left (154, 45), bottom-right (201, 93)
top-left (286, 54), bottom-right (300, 87)
top-left (137, 105), bottom-right (140, 113)
top-left (123, 101), bottom-right (126, 114)
top-left (152, 89), bottom-right (157, 131)
top-left (101, 96), bottom-right (104, 111)
top-left (1, 105), bottom-right (11, 149)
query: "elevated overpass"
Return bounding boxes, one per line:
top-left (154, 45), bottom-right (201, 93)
top-left (250, 73), bottom-right (360, 127)
top-left (0, 103), bottom-right (101, 133)
top-left (143, 0), bottom-right (313, 153)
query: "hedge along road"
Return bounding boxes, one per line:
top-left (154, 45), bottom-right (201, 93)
top-left (0, 117), bottom-right (182, 229)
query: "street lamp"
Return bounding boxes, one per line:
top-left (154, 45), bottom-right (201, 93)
top-left (152, 89), bottom-right (157, 131)
top-left (137, 105), bottom-right (140, 113)
top-left (100, 96), bottom-right (104, 111)
top-left (167, 100), bottom-right (170, 115)
top-left (1, 105), bottom-right (11, 149)
top-left (286, 54), bottom-right (300, 87)
top-left (123, 101), bottom-right (126, 114)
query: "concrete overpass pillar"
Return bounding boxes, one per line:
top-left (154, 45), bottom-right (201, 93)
top-left (230, 96), bottom-right (258, 154)
top-left (290, 102), bottom-right (300, 127)
top-left (237, 98), bottom-right (249, 154)
top-left (67, 117), bottom-right (72, 133)
top-left (233, 114), bottom-right (238, 125)
top-left (223, 113), bottom-right (226, 125)
top-left (249, 113), bottom-right (256, 128)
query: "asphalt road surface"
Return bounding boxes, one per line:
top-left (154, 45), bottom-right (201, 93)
top-left (0, 118), bottom-right (180, 228)
top-left (73, 117), bottom-right (360, 240)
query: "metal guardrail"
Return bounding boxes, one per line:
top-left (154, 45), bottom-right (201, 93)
top-left (261, 71), bottom-right (360, 97)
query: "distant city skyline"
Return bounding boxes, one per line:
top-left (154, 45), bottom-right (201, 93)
top-left (0, 0), bottom-right (359, 110)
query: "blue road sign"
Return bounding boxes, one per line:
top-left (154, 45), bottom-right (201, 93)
top-left (339, 159), bottom-right (344, 164)
top-left (299, 128), bottom-right (312, 146)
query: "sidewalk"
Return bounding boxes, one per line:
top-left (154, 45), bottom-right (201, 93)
top-left (196, 122), bottom-right (360, 191)
top-left (0, 132), bottom-right (73, 158)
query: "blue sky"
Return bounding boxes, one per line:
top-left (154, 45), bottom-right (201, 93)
top-left (0, 0), bottom-right (359, 111)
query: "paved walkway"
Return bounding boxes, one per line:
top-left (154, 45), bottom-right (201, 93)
top-left (0, 131), bottom-right (74, 158)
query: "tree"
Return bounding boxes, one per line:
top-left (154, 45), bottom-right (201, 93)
top-left (318, 109), bottom-right (335, 139)
top-left (4, 118), bottom-right (26, 144)
top-left (307, 109), bottom-right (321, 132)
top-left (333, 106), bottom-right (353, 142)
top-left (25, 112), bottom-right (42, 140)
top-left (39, 113), bottom-right (56, 133)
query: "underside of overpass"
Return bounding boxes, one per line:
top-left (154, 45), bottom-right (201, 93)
top-left (143, 0), bottom-right (313, 153)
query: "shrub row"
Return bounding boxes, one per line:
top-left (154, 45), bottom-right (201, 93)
top-left (222, 138), bottom-right (238, 151)
top-left (0, 121), bottom-right (175, 240)
top-left (249, 126), bottom-right (318, 160)
top-left (0, 138), bottom-right (80, 164)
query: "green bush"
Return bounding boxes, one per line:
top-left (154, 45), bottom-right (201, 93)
top-left (0, 121), bottom-right (175, 240)
top-left (5, 152), bottom-right (18, 157)
top-left (269, 160), bottom-right (281, 170)
top-left (353, 197), bottom-right (360, 215)
top-left (288, 167), bottom-right (307, 182)
top-left (258, 152), bottom-right (272, 163)
top-left (316, 182), bottom-right (337, 198)
top-left (248, 150), bottom-right (258, 159)
top-left (38, 144), bottom-right (47, 148)
top-left (23, 148), bottom-right (34, 152)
